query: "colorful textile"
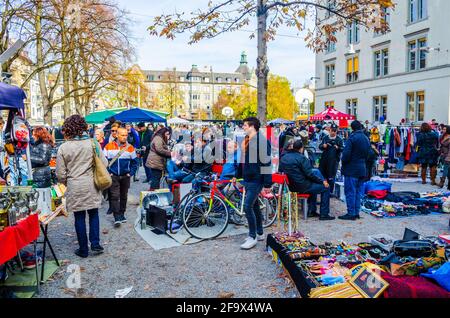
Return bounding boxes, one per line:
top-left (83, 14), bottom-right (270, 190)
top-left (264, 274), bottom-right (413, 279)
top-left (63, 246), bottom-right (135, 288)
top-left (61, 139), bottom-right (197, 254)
top-left (309, 282), bottom-right (363, 298)
top-left (381, 272), bottom-right (450, 298)
top-left (421, 262), bottom-right (450, 292)
top-left (0, 214), bottom-right (40, 265)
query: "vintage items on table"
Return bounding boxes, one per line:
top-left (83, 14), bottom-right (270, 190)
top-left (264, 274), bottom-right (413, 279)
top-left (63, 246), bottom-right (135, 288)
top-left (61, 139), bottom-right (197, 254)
top-left (267, 229), bottom-right (450, 298)
top-left (0, 187), bottom-right (39, 232)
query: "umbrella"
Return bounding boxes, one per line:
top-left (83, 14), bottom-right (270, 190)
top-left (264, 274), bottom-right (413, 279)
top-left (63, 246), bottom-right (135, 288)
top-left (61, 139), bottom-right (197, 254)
top-left (268, 118), bottom-right (295, 125)
top-left (85, 110), bottom-right (118, 124)
top-left (167, 117), bottom-right (189, 125)
top-left (0, 82), bottom-right (26, 110)
top-left (113, 108), bottom-right (166, 123)
top-left (310, 107), bottom-right (355, 121)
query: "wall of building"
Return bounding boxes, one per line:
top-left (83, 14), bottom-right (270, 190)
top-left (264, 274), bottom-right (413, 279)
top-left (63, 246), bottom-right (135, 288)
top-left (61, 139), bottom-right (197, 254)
top-left (315, 0), bottom-right (450, 124)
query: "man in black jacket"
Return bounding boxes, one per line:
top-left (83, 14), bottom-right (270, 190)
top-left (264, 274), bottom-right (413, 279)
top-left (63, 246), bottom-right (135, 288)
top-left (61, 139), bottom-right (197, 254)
top-left (319, 124), bottom-right (344, 195)
top-left (280, 140), bottom-right (335, 221)
top-left (237, 117), bottom-right (273, 250)
top-left (137, 122), bottom-right (153, 183)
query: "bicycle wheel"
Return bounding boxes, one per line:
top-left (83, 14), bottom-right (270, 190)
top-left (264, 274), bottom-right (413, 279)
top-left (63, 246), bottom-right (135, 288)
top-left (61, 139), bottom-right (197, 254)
top-left (169, 192), bottom-right (192, 234)
top-left (259, 196), bottom-right (277, 228)
top-left (182, 193), bottom-right (229, 240)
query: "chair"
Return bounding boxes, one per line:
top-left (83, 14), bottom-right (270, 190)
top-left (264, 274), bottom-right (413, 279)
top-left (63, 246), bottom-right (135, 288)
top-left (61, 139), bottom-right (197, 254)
top-left (272, 173), bottom-right (310, 221)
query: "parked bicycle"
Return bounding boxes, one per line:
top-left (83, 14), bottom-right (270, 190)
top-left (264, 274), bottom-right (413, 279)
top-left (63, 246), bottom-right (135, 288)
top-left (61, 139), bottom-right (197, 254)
top-left (181, 178), bottom-right (277, 240)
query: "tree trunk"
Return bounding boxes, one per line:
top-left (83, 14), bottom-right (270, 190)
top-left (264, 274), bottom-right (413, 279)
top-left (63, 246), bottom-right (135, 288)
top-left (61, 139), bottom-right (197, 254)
top-left (35, 0), bottom-right (52, 125)
top-left (256, 0), bottom-right (268, 125)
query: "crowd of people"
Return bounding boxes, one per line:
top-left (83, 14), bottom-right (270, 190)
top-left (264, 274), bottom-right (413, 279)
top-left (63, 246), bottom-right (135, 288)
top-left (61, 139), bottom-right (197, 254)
top-left (2, 113), bottom-right (450, 257)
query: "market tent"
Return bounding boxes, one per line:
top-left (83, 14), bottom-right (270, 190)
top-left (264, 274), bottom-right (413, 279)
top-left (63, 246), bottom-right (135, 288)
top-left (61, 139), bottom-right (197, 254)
top-left (268, 118), bottom-right (295, 125)
top-left (167, 117), bottom-right (189, 125)
top-left (113, 107), bottom-right (166, 123)
top-left (0, 82), bottom-right (26, 110)
top-left (310, 107), bottom-right (355, 121)
top-left (85, 109), bottom-right (117, 124)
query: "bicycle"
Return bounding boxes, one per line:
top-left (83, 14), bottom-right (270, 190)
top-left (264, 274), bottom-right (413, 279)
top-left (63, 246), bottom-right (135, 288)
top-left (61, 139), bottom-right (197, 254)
top-left (168, 168), bottom-right (214, 234)
top-left (181, 178), bottom-right (278, 240)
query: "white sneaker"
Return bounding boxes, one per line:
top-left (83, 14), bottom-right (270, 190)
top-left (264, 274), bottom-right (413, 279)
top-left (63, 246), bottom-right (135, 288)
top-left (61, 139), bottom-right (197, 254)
top-left (257, 234), bottom-right (265, 241)
top-left (240, 237), bottom-right (257, 250)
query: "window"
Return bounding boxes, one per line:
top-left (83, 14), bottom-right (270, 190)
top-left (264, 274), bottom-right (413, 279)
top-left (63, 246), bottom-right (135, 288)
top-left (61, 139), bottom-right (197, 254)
top-left (375, 6), bottom-right (391, 35)
top-left (235, 78), bottom-right (240, 83)
top-left (374, 48), bottom-right (389, 77)
top-left (409, 0), bottom-right (427, 23)
top-left (148, 75), bottom-right (154, 81)
top-left (347, 21), bottom-right (360, 45)
top-left (204, 94), bottom-right (211, 100)
top-left (204, 77), bottom-right (210, 83)
top-left (373, 96), bottom-right (388, 121)
top-left (179, 76), bottom-right (185, 82)
top-left (325, 0), bottom-right (336, 18)
top-left (216, 77), bottom-right (222, 83)
top-left (325, 64), bottom-right (335, 87)
top-left (325, 101), bottom-right (335, 109)
top-left (346, 99), bottom-right (358, 118)
top-left (326, 33), bottom-right (336, 53)
top-left (192, 94), bottom-right (201, 100)
top-left (226, 78), bottom-right (232, 83)
top-left (407, 91), bottom-right (425, 122)
top-left (346, 56), bottom-right (359, 83)
top-left (408, 38), bottom-right (427, 71)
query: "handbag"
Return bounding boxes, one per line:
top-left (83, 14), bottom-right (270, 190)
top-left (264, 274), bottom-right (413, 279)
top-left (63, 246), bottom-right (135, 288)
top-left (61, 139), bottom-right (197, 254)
top-left (393, 240), bottom-right (434, 258)
top-left (91, 140), bottom-right (112, 191)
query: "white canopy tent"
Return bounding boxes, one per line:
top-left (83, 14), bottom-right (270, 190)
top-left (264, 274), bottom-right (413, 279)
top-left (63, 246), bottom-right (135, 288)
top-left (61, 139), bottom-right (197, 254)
top-left (167, 117), bottom-right (189, 125)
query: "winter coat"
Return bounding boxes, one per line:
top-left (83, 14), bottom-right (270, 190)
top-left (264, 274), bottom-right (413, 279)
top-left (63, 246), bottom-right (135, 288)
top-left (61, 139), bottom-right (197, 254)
top-left (30, 141), bottom-right (53, 188)
top-left (146, 135), bottom-right (171, 171)
top-left (56, 138), bottom-right (108, 213)
top-left (341, 130), bottom-right (371, 178)
top-left (127, 128), bottom-right (140, 149)
top-left (441, 136), bottom-right (450, 163)
top-left (279, 150), bottom-right (324, 193)
top-left (103, 141), bottom-right (139, 177)
top-left (319, 135), bottom-right (344, 178)
top-left (417, 131), bottom-right (439, 165)
top-left (237, 132), bottom-right (272, 188)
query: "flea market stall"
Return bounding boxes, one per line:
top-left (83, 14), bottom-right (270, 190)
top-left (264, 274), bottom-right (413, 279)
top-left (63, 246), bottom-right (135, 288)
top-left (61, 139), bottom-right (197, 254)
top-left (267, 172), bottom-right (450, 298)
top-left (0, 83), bottom-right (63, 298)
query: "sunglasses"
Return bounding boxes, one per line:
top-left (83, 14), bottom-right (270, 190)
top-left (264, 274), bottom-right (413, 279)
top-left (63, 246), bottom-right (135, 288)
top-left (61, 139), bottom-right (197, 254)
top-left (111, 130), bottom-right (118, 133)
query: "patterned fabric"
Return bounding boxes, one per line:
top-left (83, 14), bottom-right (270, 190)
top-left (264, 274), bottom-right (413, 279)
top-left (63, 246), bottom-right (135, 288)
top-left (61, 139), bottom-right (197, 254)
top-left (103, 141), bottom-right (138, 177)
top-left (381, 272), bottom-right (450, 298)
top-left (309, 282), bottom-right (363, 298)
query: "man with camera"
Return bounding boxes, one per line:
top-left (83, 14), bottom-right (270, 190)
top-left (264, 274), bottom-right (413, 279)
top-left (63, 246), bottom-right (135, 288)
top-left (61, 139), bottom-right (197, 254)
top-left (319, 124), bottom-right (344, 196)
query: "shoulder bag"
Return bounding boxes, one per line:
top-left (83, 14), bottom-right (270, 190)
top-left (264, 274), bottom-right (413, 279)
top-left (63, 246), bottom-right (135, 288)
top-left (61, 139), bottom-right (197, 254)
top-left (91, 139), bottom-right (112, 191)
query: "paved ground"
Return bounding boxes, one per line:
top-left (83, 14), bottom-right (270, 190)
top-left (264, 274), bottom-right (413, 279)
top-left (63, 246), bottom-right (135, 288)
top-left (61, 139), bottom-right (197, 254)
top-left (35, 174), bottom-right (450, 298)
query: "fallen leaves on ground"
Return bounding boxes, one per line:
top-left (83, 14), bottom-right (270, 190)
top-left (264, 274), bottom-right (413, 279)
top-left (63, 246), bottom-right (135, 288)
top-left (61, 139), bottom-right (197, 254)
top-left (218, 292), bottom-right (234, 298)
top-left (102, 229), bottom-right (109, 235)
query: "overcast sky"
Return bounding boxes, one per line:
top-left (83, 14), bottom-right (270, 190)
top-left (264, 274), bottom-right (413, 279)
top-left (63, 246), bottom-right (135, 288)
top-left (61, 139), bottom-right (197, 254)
top-left (116, 0), bottom-right (316, 88)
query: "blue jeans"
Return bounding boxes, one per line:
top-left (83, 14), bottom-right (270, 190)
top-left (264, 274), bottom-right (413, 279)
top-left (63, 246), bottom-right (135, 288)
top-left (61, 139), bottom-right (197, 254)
top-left (74, 209), bottom-right (100, 255)
top-left (243, 182), bottom-right (264, 239)
top-left (344, 177), bottom-right (365, 217)
top-left (306, 183), bottom-right (330, 217)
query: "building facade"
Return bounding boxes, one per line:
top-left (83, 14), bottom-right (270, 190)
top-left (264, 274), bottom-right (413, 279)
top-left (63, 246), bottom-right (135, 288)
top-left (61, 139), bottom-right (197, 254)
top-left (315, 0), bottom-right (450, 124)
top-left (143, 52), bottom-right (256, 119)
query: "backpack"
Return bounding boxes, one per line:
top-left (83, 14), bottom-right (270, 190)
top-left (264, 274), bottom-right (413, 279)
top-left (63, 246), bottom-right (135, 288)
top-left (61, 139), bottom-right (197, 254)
top-left (11, 116), bottom-right (30, 150)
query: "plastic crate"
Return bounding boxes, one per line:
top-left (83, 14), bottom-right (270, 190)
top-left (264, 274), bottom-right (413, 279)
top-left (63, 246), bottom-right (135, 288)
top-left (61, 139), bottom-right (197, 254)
top-left (368, 234), bottom-right (396, 252)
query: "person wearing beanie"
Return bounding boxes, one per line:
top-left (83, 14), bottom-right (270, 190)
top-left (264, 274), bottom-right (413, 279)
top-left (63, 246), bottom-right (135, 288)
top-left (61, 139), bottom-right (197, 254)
top-left (339, 120), bottom-right (370, 221)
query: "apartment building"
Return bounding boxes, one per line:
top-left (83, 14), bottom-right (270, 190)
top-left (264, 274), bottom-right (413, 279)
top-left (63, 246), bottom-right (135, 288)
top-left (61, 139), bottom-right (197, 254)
top-left (315, 0), bottom-right (450, 124)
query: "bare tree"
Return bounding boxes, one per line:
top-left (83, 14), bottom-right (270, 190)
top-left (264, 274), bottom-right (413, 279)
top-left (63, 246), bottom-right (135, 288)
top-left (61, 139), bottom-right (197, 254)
top-left (149, 0), bottom-right (393, 123)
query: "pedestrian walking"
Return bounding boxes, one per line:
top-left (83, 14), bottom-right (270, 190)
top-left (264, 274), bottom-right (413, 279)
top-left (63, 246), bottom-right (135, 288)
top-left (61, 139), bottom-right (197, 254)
top-left (417, 122), bottom-right (440, 185)
top-left (56, 115), bottom-right (107, 258)
top-left (103, 127), bottom-right (139, 227)
top-left (146, 127), bottom-right (172, 190)
top-left (237, 117), bottom-right (272, 250)
top-left (339, 121), bottom-right (370, 221)
top-left (318, 124), bottom-right (344, 195)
